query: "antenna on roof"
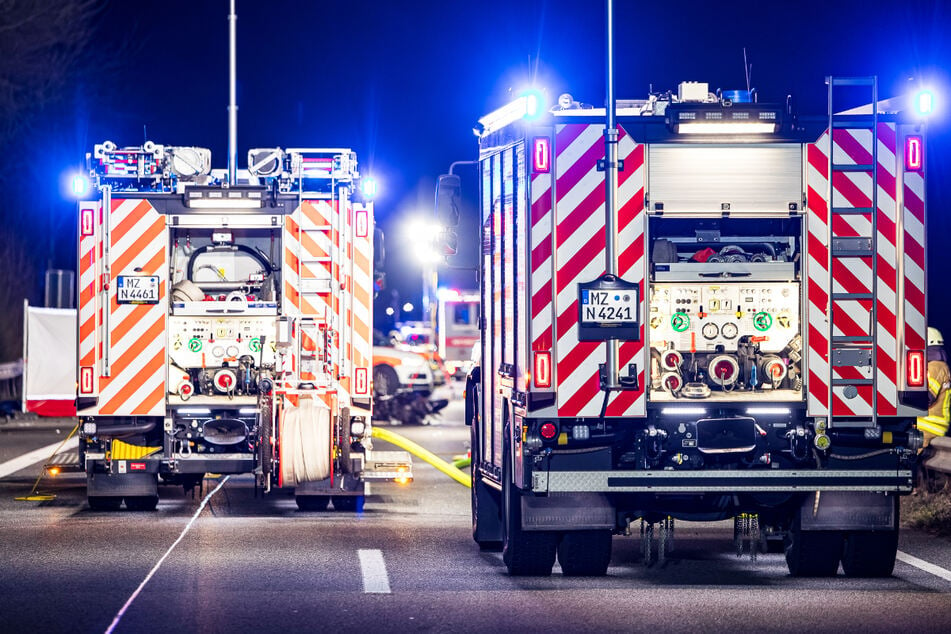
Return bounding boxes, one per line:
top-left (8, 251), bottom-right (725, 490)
top-left (743, 48), bottom-right (752, 93)
top-left (227, 0), bottom-right (238, 186)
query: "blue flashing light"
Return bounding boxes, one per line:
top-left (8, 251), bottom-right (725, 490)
top-left (914, 90), bottom-right (934, 116)
top-left (360, 176), bottom-right (377, 199)
top-left (521, 89), bottom-right (545, 120)
top-left (71, 174), bottom-right (89, 197)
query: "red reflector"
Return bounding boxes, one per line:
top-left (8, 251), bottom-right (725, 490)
top-left (355, 209), bottom-right (369, 237)
top-left (907, 350), bottom-right (925, 387)
top-left (80, 205), bottom-right (96, 237)
top-left (905, 136), bottom-right (923, 171)
top-left (539, 422), bottom-right (558, 440)
top-left (354, 367), bottom-right (368, 395)
top-left (130, 462), bottom-right (146, 471)
top-left (532, 137), bottom-right (550, 173)
top-left (79, 366), bottom-right (94, 394)
top-left (534, 351), bottom-right (552, 388)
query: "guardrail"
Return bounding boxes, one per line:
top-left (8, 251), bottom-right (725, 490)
top-left (921, 436), bottom-right (951, 492)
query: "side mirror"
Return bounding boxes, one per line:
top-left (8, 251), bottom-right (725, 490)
top-left (435, 174), bottom-right (461, 227)
top-left (373, 226), bottom-right (385, 293)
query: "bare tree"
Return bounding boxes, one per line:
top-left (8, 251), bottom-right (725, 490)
top-left (0, 0), bottom-right (101, 361)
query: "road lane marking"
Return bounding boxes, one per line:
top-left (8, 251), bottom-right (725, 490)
top-left (358, 549), bottom-right (392, 594)
top-left (896, 550), bottom-right (951, 583)
top-left (105, 476), bottom-right (231, 634)
top-left (0, 437), bottom-right (79, 479)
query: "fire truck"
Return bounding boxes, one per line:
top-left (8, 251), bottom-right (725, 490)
top-left (436, 289), bottom-right (481, 380)
top-left (74, 142), bottom-right (411, 511)
top-left (449, 77), bottom-right (931, 577)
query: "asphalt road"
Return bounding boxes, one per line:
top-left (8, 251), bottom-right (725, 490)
top-left (2, 393), bottom-right (951, 633)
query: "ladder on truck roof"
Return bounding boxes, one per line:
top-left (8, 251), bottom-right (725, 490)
top-left (826, 76), bottom-right (878, 426)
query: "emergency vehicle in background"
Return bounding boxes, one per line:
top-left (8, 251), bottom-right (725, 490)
top-left (73, 142), bottom-right (411, 511)
top-left (449, 76), bottom-right (931, 577)
top-left (436, 288), bottom-right (480, 380)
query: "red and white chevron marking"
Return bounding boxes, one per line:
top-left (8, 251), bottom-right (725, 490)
top-left (97, 199), bottom-right (167, 416)
top-left (807, 124), bottom-right (900, 416)
top-left (553, 123), bottom-right (646, 417)
top-left (77, 202), bottom-right (100, 400)
top-left (351, 202), bottom-right (374, 402)
top-left (531, 164), bottom-right (554, 359)
top-left (902, 155), bottom-right (926, 353)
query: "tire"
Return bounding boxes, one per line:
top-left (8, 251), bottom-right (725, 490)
top-left (841, 497), bottom-right (899, 578)
top-left (501, 431), bottom-right (557, 576)
top-left (332, 495), bottom-right (364, 512)
top-left (295, 495), bottom-right (329, 511)
top-left (470, 384), bottom-right (502, 551)
top-left (88, 496), bottom-right (123, 511)
top-left (373, 365), bottom-right (400, 397)
top-left (558, 530), bottom-right (612, 576)
top-left (125, 495), bottom-right (159, 512)
top-left (784, 510), bottom-right (843, 577)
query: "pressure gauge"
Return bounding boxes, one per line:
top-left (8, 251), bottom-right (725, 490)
top-left (721, 322), bottom-right (739, 339)
top-left (701, 322), bottom-right (719, 340)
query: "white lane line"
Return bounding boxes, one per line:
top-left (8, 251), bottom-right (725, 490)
top-left (104, 476), bottom-right (231, 634)
top-left (896, 550), bottom-right (951, 583)
top-left (0, 437), bottom-right (79, 479)
top-left (358, 549), bottom-right (392, 594)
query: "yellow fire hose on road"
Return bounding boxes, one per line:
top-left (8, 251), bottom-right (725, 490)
top-left (371, 426), bottom-right (471, 488)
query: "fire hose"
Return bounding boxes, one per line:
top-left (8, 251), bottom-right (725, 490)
top-left (371, 426), bottom-right (471, 488)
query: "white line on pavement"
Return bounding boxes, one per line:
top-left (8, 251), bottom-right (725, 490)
top-left (104, 475), bottom-right (231, 634)
top-left (0, 437), bottom-right (79, 479)
top-left (358, 548), bottom-right (392, 594)
top-left (896, 550), bottom-right (951, 583)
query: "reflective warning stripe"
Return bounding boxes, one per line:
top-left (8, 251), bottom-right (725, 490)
top-left (97, 199), bottom-right (167, 416)
top-left (553, 123), bottom-right (646, 417)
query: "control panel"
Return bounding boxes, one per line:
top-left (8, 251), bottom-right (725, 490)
top-left (168, 316), bottom-right (278, 370)
top-left (649, 282), bottom-right (799, 353)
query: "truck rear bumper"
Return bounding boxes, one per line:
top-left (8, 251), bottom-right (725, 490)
top-left (532, 469), bottom-right (913, 493)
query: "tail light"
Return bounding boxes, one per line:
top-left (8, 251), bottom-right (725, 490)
top-left (532, 137), bottom-right (550, 173)
top-left (534, 351), bottom-right (552, 388)
top-left (539, 422), bottom-right (558, 440)
top-left (905, 136), bottom-right (923, 172)
top-left (907, 350), bottom-right (925, 387)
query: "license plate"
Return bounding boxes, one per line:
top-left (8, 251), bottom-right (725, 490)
top-left (580, 289), bottom-right (637, 324)
top-left (116, 276), bottom-right (160, 304)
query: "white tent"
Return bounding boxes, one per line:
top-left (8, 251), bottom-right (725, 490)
top-left (23, 303), bottom-right (76, 416)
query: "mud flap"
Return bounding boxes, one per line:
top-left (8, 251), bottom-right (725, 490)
top-left (87, 472), bottom-right (158, 497)
top-left (799, 491), bottom-right (896, 531)
top-left (521, 492), bottom-right (615, 531)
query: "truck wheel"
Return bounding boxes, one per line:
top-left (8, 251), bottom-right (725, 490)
top-left (557, 530), bottom-right (612, 576)
top-left (373, 365), bottom-right (400, 397)
top-left (784, 511), bottom-right (843, 577)
top-left (88, 496), bottom-right (123, 511)
top-left (296, 495), bottom-right (329, 511)
top-left (332, 495), bottom-right (364, 512)
top-left (840, 530), bottom-right (898, 577)
top-left (841, 497), bottom-right (899, 577)
top-left (501, 443), bottom-right (557, 576)
top-left (125, 495), bottom-right (159, 512)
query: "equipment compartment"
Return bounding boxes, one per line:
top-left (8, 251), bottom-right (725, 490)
top-left (649, 217), bottom-right (801, 282)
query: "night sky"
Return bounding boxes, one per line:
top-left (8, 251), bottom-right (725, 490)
top-left (38, 0), bottom-right (951, 333)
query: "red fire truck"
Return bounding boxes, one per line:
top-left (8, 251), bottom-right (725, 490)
top-left (448, 77), bottom-right (931, 577)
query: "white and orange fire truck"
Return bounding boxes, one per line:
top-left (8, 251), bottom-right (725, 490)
top-left (436, 288), bottom-right (480, 380)
top-left (74, 142), bottom-right (410, 511)
top-left (452, 77), bottom-right (931, 577)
